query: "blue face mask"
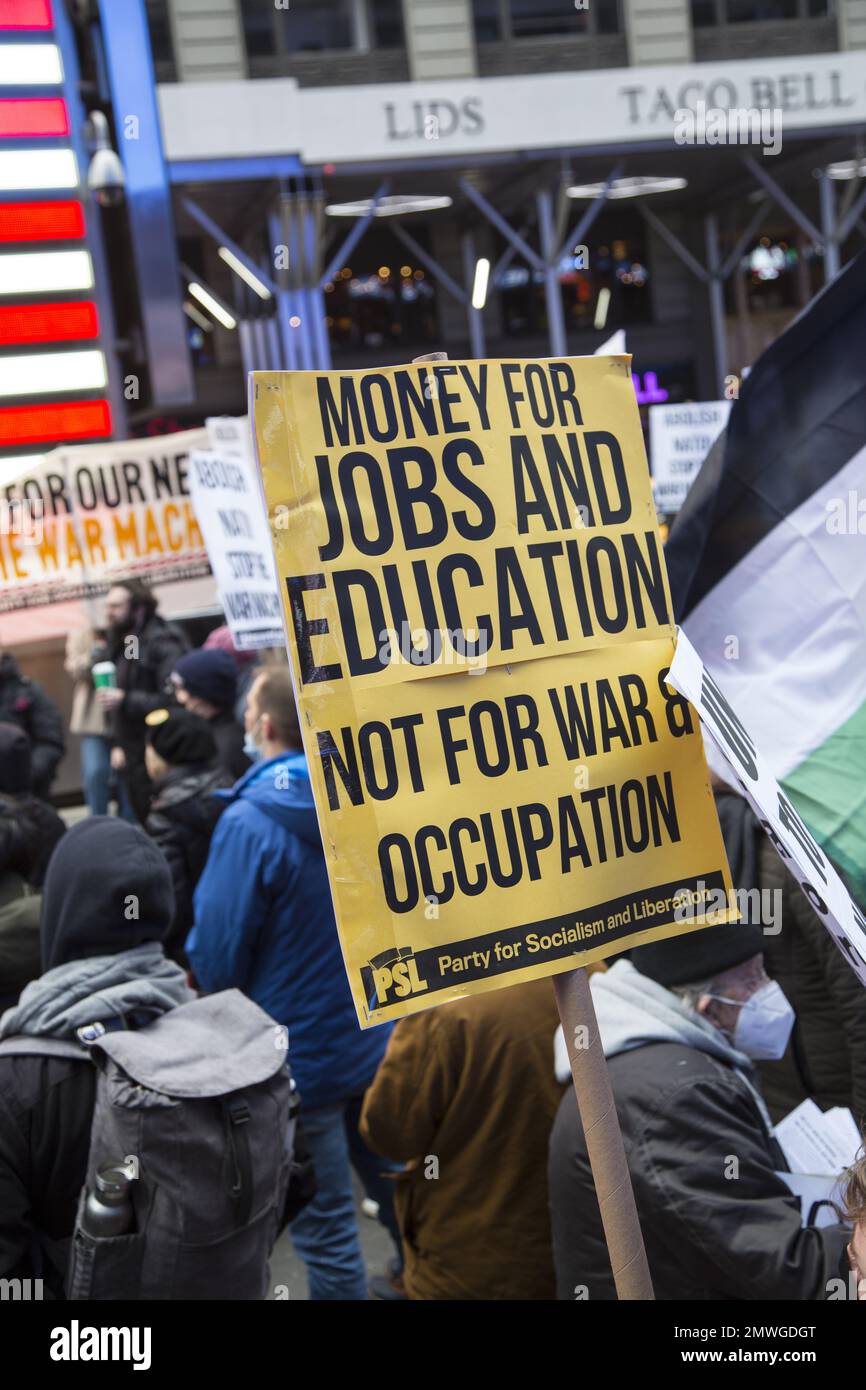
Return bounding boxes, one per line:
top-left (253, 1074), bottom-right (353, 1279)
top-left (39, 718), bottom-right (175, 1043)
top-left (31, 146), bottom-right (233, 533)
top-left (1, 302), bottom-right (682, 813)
top-left (243, 717), bottom-right (263, 763)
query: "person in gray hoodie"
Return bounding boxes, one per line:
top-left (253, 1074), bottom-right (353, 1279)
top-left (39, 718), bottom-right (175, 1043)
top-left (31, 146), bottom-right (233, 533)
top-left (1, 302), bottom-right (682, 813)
top-left (548, 920), bottom-right (851, 1300)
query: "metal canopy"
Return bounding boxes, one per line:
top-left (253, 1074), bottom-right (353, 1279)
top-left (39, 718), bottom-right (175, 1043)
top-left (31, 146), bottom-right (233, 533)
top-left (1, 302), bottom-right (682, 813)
top-left (164, 132), bottom-right (866, 386)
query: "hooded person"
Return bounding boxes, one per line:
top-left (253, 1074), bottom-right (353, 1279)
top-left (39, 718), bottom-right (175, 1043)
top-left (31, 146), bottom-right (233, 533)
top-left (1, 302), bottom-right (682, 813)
top-left (0, 817), bottom-right (193, 1293)
top-left (143, 705), bottom-right (231, 959)
top-left (171, 648), bottom-right (250, 781)
top-left (548, 919), bottom-right (851, 1301)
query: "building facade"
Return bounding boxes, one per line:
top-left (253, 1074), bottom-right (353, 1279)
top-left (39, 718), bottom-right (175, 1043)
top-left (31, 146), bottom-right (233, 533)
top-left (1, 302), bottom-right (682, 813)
top-left (121, 0), bottom-right (866, 427)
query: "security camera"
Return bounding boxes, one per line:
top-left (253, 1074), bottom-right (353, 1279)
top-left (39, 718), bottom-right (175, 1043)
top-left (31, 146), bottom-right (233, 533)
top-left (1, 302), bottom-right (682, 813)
top-left (88, 147), bottom-right (126, 208)
top-left (86, 111), bottom-right (125, 208)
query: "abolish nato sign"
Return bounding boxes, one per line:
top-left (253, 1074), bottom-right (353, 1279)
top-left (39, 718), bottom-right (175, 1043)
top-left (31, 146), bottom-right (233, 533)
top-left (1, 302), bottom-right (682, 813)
top-left (188, 448), bottom-right (283, 651)
top-left (649, 399), bottom-right (731, 515)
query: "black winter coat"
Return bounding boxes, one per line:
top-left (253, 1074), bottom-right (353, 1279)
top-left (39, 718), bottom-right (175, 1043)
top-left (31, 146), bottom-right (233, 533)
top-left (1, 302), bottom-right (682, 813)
top-left (548, 1039), bottom-right (849, 1301)
top-left (0, 1052), bottom-right (94, 1295)
top-left (106, 616), bottom-right (189, 821)
top-left (144, 763), bottom-right (229, 956)
top-left (108, 615), bottom-right (189, 761)
top-left (0, 655), bottom-right (64, 797)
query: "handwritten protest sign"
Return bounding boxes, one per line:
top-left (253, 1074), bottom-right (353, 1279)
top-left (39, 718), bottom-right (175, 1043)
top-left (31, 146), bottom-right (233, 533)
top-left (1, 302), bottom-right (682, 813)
top-left (188, 447), bottom-right (283, 651)
top-left (252, 357), bottom-right (735, 1027)
top-left (649, 399), bottom-right (731, 514)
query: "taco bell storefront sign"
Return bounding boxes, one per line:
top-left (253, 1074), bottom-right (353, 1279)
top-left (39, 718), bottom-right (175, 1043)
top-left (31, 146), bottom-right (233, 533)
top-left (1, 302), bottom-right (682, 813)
top-left (159, 52), bottom-right (866, 166)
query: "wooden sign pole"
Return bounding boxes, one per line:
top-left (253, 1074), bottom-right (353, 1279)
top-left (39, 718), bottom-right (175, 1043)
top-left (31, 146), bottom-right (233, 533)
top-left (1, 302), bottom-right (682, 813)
top-left (410, 353), bottom-right (654, 1300)
top-left (553, 967), bottom-right (655, 1300)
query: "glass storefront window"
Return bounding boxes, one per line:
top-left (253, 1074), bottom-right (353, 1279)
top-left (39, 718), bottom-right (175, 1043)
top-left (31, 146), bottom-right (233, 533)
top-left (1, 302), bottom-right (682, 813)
top-left (691, 0), bottom-right (826, 21)
top-left (145, 0), bottom-right (175, 72)
top-left (473, 0), bottom-right (503, 42)
top-left (509, 0), bottom-right (589, 36)
top-left (596, 0), bottom-right (623, 32)
top-left (322, 242), bottom-right (438, 354)
top-left (278, 0), bottom-right (355, 53)
top-left (370, 0), bottom-right (406, 48)
top-left (473, 0), bottom-right (621, 42)
top-left (498, 226), bottom-right (650, 338)
top-left (691, 0), bottom-right (719, 25)
top-left (243, 1), bottom-right (276, 59)
top-left (243, 0), bottom-right (405, 59)
top-left (727, 0), bottom-right (798, 20)
top-left (725, 236), bottom-right (816, 313)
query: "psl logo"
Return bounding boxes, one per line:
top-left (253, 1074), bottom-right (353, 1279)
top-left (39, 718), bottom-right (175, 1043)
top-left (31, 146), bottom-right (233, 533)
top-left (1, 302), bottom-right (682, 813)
top-left (364, 947), bottom-right (429, 1006)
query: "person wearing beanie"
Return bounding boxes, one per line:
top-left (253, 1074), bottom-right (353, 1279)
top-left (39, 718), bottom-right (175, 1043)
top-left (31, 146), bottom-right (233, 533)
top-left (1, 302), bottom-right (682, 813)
top-left (548, 917), bottom-right (850, 1301)
top-left (172, 648), bottom-right (250, 781)
top-left (202, 625), bottom-right (260, 725)
top-left (143, 707), bottom-right (232, 961)
top-left (0, 817), bottom-right (193, 1294)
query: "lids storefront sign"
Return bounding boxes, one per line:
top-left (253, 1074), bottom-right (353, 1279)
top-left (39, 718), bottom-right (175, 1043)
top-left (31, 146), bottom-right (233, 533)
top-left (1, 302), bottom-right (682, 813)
top-left (159, 53), bottom-right (866, 166)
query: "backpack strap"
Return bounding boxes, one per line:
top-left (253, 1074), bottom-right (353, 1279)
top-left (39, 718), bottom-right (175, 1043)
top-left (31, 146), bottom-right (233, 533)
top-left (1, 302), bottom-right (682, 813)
top-left (0, 1036), bottom-right (92, 1062)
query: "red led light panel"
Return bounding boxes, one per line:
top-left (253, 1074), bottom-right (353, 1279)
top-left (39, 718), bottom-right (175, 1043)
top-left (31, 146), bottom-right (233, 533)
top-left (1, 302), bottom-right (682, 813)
top-left (0, 300), bottom-right (98, 344)
top-left (0, 201), bottom-right (84, 242)
top-left (0, 1), bottom-right (52, 30)
top-left (0, 98), bottom-right (69, 138)
top-left (0, 399), bottom-right (112, 446)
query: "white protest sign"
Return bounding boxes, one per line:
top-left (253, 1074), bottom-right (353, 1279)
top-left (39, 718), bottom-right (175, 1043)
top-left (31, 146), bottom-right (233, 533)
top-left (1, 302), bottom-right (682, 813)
top-left (595, 330), bottom-right (626, 356)
top-left (188, 448), bottom-right (283, 651)
top-left (205, 415), bottom-right (253, 460)
top-left (669, 628), bottom-right (866, 988)
top-left (649, 399), bottom-right (731, 513)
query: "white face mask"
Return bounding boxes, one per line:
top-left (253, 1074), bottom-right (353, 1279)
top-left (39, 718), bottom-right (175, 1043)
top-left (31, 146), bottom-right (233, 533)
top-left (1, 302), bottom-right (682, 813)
top-left (708, 979), bottom-right (795, 1060)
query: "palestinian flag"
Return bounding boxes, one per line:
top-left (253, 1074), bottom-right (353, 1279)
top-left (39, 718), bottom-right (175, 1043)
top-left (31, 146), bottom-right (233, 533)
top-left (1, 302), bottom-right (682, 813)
top-left (666, 251), bottom-right (866, 901)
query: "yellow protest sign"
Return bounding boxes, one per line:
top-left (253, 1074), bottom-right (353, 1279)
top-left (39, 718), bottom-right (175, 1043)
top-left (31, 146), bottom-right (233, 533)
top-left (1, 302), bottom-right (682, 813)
top-left (255, 356), bottom-right (673, 687)
top-left (252, 357), bottom-right (734, 1028)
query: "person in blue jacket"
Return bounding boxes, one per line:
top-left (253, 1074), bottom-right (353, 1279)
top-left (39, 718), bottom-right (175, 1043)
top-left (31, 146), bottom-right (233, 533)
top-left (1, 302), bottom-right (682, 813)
top-left (187, 664), bottom-right (401, 1300)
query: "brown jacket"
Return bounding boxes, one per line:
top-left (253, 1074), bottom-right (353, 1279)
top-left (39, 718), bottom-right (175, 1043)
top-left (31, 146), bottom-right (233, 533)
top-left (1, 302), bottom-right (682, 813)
top-left (360, 979), bottom-right (563, 1300)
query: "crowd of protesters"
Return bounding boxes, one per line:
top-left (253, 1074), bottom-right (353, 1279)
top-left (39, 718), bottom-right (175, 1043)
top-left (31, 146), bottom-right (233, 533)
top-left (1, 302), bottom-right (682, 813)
top-left (0, 576), bottom-right (864, 1302)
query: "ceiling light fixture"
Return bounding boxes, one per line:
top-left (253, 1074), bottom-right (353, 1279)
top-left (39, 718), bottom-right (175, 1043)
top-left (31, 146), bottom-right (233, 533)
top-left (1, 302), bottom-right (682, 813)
top-left (325, 194), bottom-right (453, 218)
top-left (566, 176), bottom-right (687, 200)
top-left (218, 246), bottom-right (272, 300)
